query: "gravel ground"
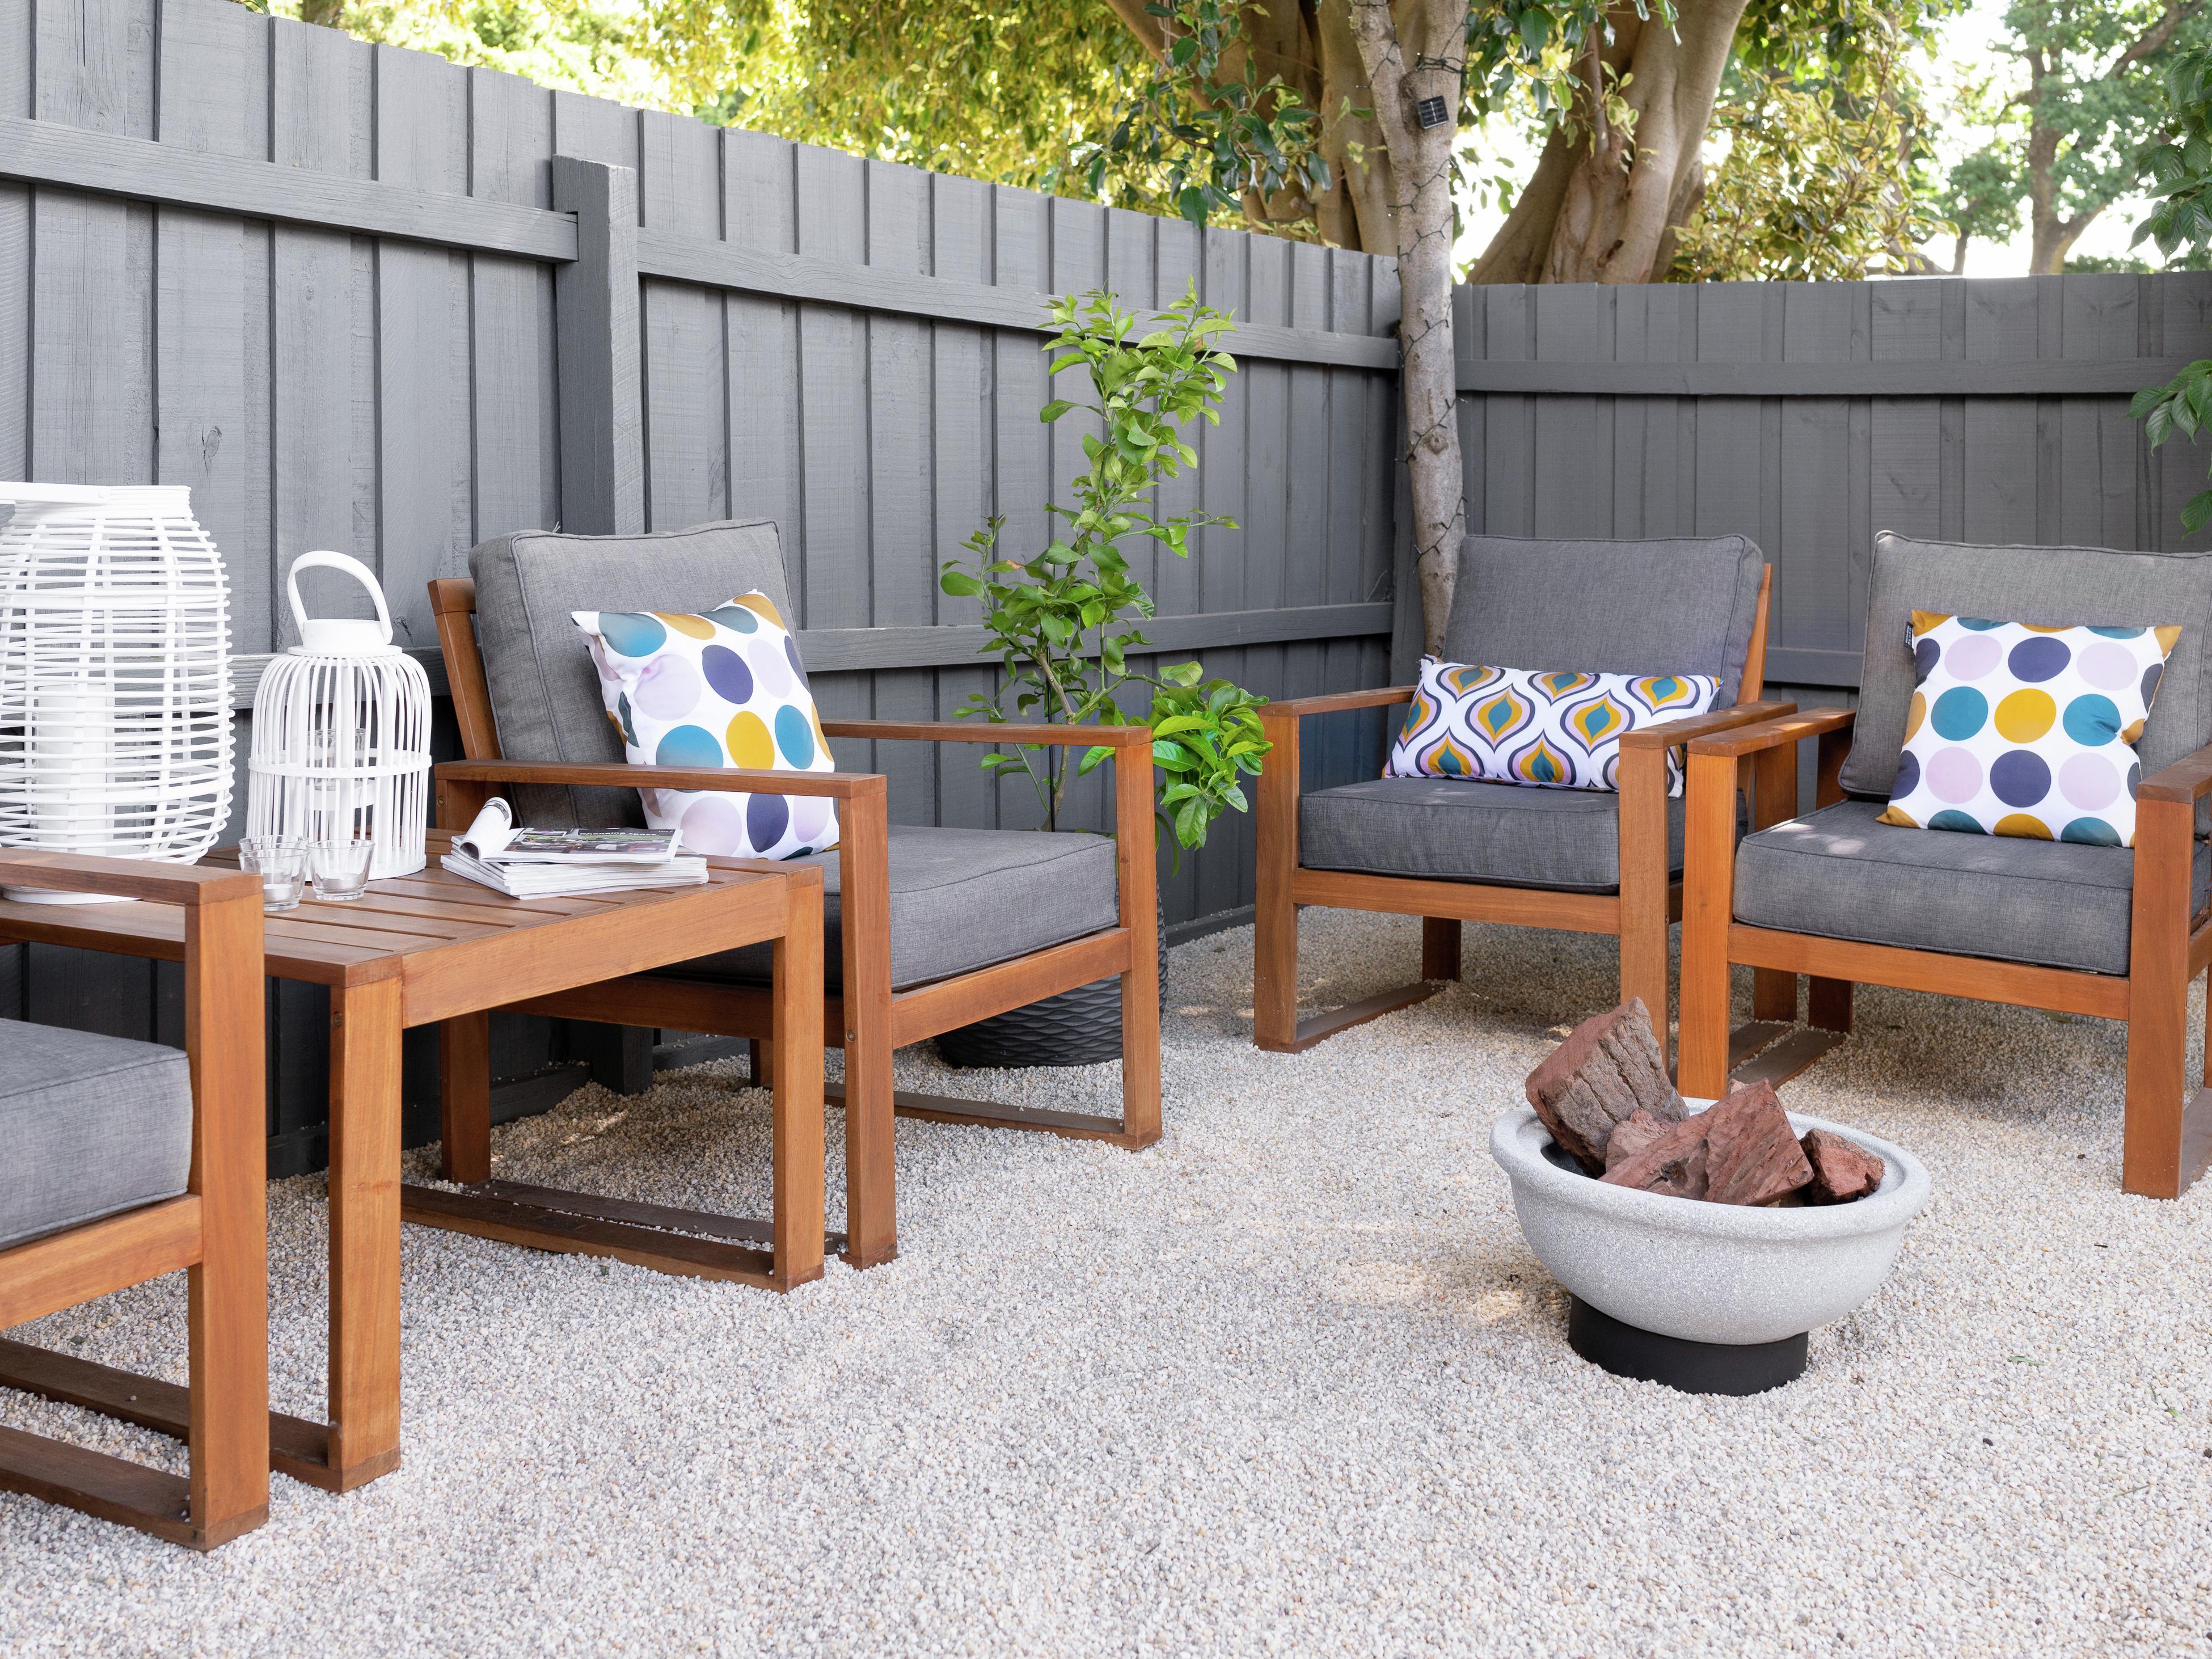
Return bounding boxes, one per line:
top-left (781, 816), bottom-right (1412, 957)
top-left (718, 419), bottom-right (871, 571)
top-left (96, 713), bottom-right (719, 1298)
top-left (4, 909), bottom-right (2211, 1658)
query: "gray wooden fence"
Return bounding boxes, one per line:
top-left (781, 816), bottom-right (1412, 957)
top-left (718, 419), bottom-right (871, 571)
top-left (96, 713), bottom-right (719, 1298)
top-left (1442, 276), bottom-right (2212, 722)
top-left (0, 0), bottom-right (1403, 1169)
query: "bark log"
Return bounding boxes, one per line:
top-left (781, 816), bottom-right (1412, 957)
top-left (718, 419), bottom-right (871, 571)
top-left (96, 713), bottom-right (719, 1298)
top-left (1601, 1111), bottom-right (1712, 1200)
top-left (1525, 997), bottom-right (1684, 1172)
top-left (1700, 1081), bottom-right (1813, 1207)
top-left (1604, 1106), bottom-right (1675, 1172)
top-left (1801, 1129), bottom-right (1885, 1205)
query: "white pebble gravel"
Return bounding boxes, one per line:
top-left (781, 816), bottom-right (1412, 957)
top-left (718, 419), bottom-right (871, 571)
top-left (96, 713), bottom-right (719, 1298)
top-left (3, 910), bottom-right (2210, 1658)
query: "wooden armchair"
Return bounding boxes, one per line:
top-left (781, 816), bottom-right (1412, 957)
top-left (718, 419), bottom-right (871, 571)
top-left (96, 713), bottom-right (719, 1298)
top-left (1678, 532), bottom-right (2212, 1199)
top-left (0, 852), bottom-right (266, 1549)
top-left (1255, 535), bottom-right (1788, 1067)
top-left (427, 520), bottom-right (1159, 1272)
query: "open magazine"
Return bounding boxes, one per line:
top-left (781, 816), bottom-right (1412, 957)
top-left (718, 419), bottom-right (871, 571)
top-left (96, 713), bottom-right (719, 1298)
top-left (442, 797), bottom-right (708, 899)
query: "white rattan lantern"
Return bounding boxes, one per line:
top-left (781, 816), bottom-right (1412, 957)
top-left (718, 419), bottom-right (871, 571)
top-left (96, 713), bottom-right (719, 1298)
top-left (0, 483), bottom-right (235, 904)
top-left (247, 551), bottom-right (432, 879)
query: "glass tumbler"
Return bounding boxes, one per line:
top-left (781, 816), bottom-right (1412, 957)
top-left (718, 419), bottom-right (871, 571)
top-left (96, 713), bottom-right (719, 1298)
top-left (240, 836), bottom-right (309, 913)
top-left (310, 837), bottom-right (375, 901)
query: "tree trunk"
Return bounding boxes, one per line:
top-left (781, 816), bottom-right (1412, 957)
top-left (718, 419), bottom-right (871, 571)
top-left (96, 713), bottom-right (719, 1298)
top-left (1350, 0), bottom-right (1468, 652)
top-left (1466, 0), bottom-right (1748, 286)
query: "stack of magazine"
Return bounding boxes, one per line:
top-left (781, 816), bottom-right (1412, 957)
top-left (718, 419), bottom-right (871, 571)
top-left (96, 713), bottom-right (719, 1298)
top-left (442, 798), bottom-right (708, 899)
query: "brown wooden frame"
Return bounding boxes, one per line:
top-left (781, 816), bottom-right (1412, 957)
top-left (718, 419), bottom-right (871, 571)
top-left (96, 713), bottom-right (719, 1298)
top-left (1677, 708), bottom-right (2212, 1198)
top-left (1253, 567), bottom-right (1785, 1067)
top-left (428, 577), bottom-right (1162, 1270)
top-left (0, 853), bottom-right (267, 1550)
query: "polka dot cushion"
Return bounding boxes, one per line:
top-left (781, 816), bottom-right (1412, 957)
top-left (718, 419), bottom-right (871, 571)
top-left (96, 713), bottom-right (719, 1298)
top-left (1385, 657), bottom-right (1720, 795)
top-left (571, 592), bottom-right (839, 859)
top-left (1876, 611), bottom-right (2181, 847)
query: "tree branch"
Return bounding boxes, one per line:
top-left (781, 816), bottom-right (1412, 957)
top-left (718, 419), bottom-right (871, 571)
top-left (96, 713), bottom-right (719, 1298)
top-left (2109, 0), bottom-right (2203, 79)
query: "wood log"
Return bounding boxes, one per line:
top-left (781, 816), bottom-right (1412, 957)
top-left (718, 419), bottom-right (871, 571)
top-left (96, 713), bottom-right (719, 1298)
top-left (1599, 1111), bottom-right (1711, 1200)
top-left (1603, 1107), bottom-right (1674, 1172)
top-left (1702, 1081), bottom-right (1814, 1207)
top-left (1524, 998), bottom-right (1685, 1173)
top-left (1801, 1129), bottom-right (1885, 1204)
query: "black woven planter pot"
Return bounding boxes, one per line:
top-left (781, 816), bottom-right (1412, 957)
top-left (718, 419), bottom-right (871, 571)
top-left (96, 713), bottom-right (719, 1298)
top-left (935, 892), bottom-right (1168, 1069)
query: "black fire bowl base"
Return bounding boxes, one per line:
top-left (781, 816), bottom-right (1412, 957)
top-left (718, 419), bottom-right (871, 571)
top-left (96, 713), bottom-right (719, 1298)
top-left (1567, 1297), bottom-right (1808, 1396)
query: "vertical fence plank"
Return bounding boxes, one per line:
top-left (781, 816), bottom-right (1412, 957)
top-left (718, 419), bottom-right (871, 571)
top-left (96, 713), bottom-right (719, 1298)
top-left (373, 44), bottom-right (471, 648)
top-left (2058, 273), bottom-right (2141, 551)
top-left (1962, 278), bottom-right (2041, 545)
top-left (640, 109), bottom-right (727, 532)
top-left (468, 67), bottom-right (559, 542)
top-left (722, 131), bottom-right (804, 569)
top-left (155, 0), bottom-right (262, 650)
top-left (866, 159), bottom-right (936, 823)
top-left (927, 171), bottom-right (995, 834)
top-left (1777, 282), bottom-right (1863, 657)
top-left (271, 17), bottom-right (377, 642)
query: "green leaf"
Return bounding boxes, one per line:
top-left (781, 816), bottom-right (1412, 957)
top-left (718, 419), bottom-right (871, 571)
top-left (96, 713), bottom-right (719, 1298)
top-left (1038, 399), bottom-right (1074, 423)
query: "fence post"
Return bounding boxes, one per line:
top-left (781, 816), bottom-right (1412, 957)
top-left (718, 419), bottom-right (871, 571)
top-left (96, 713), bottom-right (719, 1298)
top-left (550, 155), bottom-right (644, 535)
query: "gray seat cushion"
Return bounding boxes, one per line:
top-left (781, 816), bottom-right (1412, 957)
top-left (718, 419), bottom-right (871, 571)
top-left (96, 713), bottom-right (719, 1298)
top-left (468, 519), bottom-right (798, 829)
top-left (1443, 535), bottom-right (1767, 705)
top-left (668, 824), bottom-right (1121, 992)
top-left (1299, 777), bottom-right (1682, 893)
top-left (1733, 799), bottom-right (2211, 977)
top-left (0, 1019), bottom-right (193, 1251)
top-left (1840, 535), bottom-right (2212, 820)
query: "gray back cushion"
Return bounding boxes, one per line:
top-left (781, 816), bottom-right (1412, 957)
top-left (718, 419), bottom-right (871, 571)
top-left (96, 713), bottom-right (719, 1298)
top-left (1839, 534), bottom-right (2212, 813)
top-left (469, 520), bottom-right (796, 828)
top-left (1441, 535), bottom-right (1767, 705)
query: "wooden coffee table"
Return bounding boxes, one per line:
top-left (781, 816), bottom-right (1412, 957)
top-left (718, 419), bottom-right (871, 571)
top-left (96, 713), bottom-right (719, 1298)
top-left (0, 832), bottom-right (824, 1493)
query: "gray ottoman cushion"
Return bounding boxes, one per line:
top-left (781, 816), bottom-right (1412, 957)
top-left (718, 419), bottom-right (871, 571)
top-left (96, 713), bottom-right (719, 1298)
top-left (1733, 799), bottom-right (2211, 976)
top-left (670, 824), bottom-right (1121, 992)
top-left (1840, 535), bottom-right (2212, 820)
top-left (1442, 534), bottom-right (1767, 705)
top-left (468, 518), bottom-right (799, 828)
top-left (1299, 777), bottom-right (1681, 893)
top-left (0, 1019), bottom-right (193, 1250)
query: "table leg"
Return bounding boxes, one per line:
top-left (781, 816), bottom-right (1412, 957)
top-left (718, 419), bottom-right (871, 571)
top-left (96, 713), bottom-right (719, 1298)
top-left (770, 877), bottom-right (826, 1291)
top-left (440, 1011), bottom-right (492, 1184)
top-left (328, 975), bottom-right (404, 1488)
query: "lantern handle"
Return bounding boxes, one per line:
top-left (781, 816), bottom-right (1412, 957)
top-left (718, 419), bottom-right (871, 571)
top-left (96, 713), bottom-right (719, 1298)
top-left (287, 550), bottom-right (394, 647)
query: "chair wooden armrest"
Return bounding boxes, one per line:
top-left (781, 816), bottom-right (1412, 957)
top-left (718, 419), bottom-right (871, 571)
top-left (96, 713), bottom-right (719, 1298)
top-left (434, 759), bottom-right (887, 800)
top-left (0, 852), bottom-right (261, 908)
top-left (1686, 706), bottom-right (1858, 760)
top-left (1618, 699), bottom-right (1798, 752)
top-left (2138, 738), bottom-right (2212, 804)
top-left (1259, 685), bottom-right (1416, 722)
top-left (820, 718), bottom-right (1150, 750)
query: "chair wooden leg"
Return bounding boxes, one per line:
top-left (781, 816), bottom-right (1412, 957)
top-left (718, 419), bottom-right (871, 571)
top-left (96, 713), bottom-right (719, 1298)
top-left (185, 889), bottom-right (269, 1548)
top-left (1115, 750), bottom-right (1164, 1146)
top-left (2124, 796), bottom-right (2207, 1197)
top-left (1749, 742), bottom-right (1799, 1025)
top-left (1420, 918), bottom-right (1462, 981)
top-left (1677, 750), bottom-right (1738, 1099)
top-left (1253, 708), bottom-right (1302, 1051)
top-left (769, 871), bottom-right (826, 1290)
top-left (838, 785), bottom-right (898, 1268)
top-left (438, 1011), bottom-right (492, 1184)
top-left (1808, 976), bottom-right (1854, 1033)
top-left (1616, 744), bottom-right (1673, 1067)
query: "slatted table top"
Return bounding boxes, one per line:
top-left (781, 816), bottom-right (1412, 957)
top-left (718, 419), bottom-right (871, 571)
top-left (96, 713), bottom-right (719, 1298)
top-left (0, 832), bottom-right (805, 1027)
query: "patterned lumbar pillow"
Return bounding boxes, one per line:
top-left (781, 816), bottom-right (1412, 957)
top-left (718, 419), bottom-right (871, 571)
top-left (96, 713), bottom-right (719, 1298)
top-left (1386, 658), bottom-right (1720, 795)
top-left (1877, 611), bottom-right (2180, 846)
top-left (572, 591), bottom-right (839, 858)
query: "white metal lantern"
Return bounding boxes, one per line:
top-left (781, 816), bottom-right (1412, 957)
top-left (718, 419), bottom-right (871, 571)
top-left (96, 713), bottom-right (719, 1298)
top-left (247, 551), bottom-right (432, 879)
top-left (0, 483), bottom-right (235, 904)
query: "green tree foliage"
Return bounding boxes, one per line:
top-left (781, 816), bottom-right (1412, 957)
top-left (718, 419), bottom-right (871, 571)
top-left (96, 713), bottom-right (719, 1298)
top-left (1667, 0), bottom-right (1956, 281)
top-left (2131, 47), bottom-right (2212, 530)
top-left (1946, 1), bottom-right (2212, 275)
top-left (938, 288), bottom-right (1268, 852)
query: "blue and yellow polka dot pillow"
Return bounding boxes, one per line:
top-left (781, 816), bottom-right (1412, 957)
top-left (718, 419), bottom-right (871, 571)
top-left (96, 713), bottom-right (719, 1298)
top-left (1877, 611), bottom-right (2181, 847)
top-left (572, 592), bottom-right (839, 859)
top-left (1386, 657), bottom-right (1720, 795)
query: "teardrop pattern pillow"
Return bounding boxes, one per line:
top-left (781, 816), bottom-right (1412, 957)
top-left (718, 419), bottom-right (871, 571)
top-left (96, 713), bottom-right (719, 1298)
top-left (1876, 612), bottom-right (2180, 847)
top-left (572, 592), bottom-right (839, 859)
top-left (1386, 657), bottom-right (1720, 795)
